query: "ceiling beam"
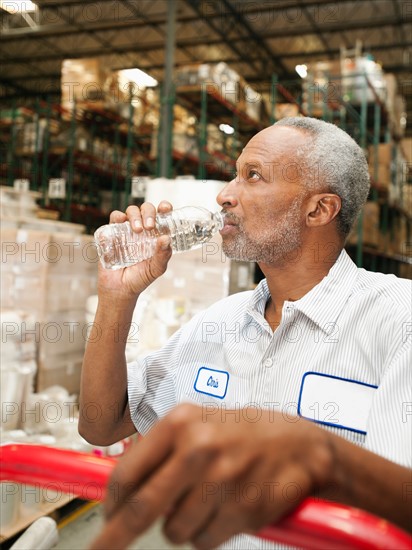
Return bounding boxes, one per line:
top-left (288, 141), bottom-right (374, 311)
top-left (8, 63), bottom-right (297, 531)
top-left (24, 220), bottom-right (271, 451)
top-left (219, 0), bottom-right (290, 75)
top-left (33, 0), bottom-right (360, 12)
top-left (184, 0), bottom-right (268, 77)
top-left (0, 0), bottom-right (382, 40)
top-left (2, 14), bottom-right (409, 64)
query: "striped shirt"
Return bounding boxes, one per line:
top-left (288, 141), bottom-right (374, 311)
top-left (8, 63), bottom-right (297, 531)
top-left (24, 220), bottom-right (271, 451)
top-left (127, 249), bottom-right (412, 549)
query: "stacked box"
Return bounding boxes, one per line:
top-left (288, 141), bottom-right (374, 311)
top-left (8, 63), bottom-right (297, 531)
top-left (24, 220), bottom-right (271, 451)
top-left (275, 103), bottom-right (300, 120)
top-left (37, 233), bottom-right (98, 372)
top-left (175, 62), bottom-right (240, 91)
top-left (341, 56), bottom-right (386, 105)
top-left (368, 164), bottom-right (391, 187)
top-left (0, 187), bottom-right (41, 219)
top-left (401, 184), bottom-right (412, 214)
top-left (37, 352), bottom-right (84, 394)
top-left (207, 124), bottom-right (224, 154)
top-left (368, 143), bottom-right (393, 166)
top-left (61, 58), bottom-right (113, 115)
top-left (243, 82), bottom-right (264, 123)
top-left (14, 120), bottom-right (45, 155)
top-left (61, 59), bottom-right (160, 127)
top-left (0, 224), bottom-right (98, 395)
top-left (302, 60), bottom-right (342, 116)
top-left (347, 202), bottom-right (380, 248)
top-left (367, 143), bottom-right (393, 190)
top-left (392, 95), bottom-right (407, 138)
top-left (173, 63), bottom-right (267, 123)
top-left (1, 228), bottom-right (50, 316)
top-left (386, 215), bottom-right (411, 257)
top-left (400, 138), bottom-right (412, 163)
top-left (0, 310), bottom-right (37, 430)
top-left (384, 73), bottom-right (398, 117)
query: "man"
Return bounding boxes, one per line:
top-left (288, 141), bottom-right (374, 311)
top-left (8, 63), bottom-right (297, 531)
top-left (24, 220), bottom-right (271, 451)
top-left (80, 117), bottom-right (411, 548)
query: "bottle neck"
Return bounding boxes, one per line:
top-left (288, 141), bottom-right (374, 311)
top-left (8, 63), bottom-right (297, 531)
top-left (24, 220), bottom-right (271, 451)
top-left (214, 211), bottom-right (225, 230)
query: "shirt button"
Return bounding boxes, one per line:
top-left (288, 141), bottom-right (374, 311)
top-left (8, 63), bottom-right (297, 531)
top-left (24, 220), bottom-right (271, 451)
top-left (264, 358), bottom-right (273, 368)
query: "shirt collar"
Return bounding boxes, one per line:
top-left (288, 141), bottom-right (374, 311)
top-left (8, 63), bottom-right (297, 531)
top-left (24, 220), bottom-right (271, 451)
top-left (288, 249), bottom-right (359, 333)
top-left (246, 278), bottom-right (270, 320)
top-left (246, 249), bottom-right (359, 333)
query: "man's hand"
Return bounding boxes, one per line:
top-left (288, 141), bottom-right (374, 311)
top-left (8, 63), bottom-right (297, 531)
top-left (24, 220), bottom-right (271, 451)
top-left (90, 403), bottom-right (332, 550)
top-left (97, 201), bottom-right (173, 301)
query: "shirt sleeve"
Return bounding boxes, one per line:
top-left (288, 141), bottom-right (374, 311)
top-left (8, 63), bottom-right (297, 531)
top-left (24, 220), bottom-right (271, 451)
top-left (364, 339), bottom-right (412, 468)
top-left (126, 327), bottom-right (183, 435)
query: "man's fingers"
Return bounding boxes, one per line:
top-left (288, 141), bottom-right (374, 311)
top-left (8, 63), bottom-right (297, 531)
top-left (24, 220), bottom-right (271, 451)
top-left (125, 205), bottom-right (144, 232)
top-left (165, 479), bottom-right (222, 545)
top-left (89, 502), bottom-right (143, 550)
top-left (104, 419), bottom-right (174, 519)
top-left (157, 200), bottom-right (173, 213)
top-left (191, 465), bottom-right (312, 550)
top-left (139, 202), bottom-right (158, 230)
top-left (91, 440), bottom-right (219, 550)
top-left (109, 210), bottom-right (127, 224)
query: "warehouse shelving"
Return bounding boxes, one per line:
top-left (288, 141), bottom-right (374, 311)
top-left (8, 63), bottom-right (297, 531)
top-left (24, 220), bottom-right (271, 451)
top-left (174, 83), bottom-right (267, 180)
top-left (0, 59), bottom-right (410, 277)
top-left (0, 97), bottom-right (156, 231)
top-left (1, 74), bottom-right (267, 229)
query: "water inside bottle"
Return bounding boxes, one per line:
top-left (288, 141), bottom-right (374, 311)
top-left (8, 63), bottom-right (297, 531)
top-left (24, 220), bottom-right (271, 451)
top-left (160, 210), bottom-right (224, 252)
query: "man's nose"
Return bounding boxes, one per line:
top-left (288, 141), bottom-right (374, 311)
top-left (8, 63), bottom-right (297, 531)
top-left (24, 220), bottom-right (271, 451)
top-left (216, 178), bottom-right (238, 208)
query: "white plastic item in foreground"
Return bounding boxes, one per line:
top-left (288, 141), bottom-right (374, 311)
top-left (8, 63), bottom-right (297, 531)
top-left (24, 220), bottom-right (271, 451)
top-left (10, 517), bottom-right (59, 550)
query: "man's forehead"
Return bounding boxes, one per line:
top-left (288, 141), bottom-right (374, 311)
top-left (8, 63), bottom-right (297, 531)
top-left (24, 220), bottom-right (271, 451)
top-left (238, 126), bottom-right (307, 161)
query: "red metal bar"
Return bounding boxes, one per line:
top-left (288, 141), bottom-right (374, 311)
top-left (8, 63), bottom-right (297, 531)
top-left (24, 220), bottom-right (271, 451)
top-left (1, 444), bottom-right (411, 549)
top-left (0, 444), bottom-right (115, 501)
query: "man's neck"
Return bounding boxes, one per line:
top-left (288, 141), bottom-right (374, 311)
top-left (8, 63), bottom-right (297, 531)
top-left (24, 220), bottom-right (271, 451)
top-left (259, 245), bottom-right (342, 312)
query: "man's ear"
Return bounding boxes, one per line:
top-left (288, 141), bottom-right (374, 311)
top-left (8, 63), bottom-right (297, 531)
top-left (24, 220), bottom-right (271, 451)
top-left (306, 193), bottom-right (341, 227)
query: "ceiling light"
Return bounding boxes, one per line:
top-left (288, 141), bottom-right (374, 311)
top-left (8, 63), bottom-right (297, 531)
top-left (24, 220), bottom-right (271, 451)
top-left (118, 68), bottom-right (158, 89)
top-left (219, 123), bottom-right (235, 135)
top-left (1, 1), bottom-right (38, 13)
top-left (295, 64), bottom-right (308, 78)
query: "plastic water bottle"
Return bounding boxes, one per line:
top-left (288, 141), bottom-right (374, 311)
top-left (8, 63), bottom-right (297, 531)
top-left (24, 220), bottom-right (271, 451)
top-left (94, 206), bottom-right (224, 270)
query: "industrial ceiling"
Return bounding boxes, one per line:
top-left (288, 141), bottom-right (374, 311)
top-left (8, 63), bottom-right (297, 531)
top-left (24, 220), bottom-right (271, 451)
top-left (1, 0), bottom-right (411, 134)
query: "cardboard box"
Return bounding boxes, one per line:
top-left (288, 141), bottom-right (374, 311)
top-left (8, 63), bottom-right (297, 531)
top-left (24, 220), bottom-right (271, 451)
top-left (38, 309), bottom-right (87, 359)
top-left (388, 217), bottom-right (411, 255)
top-left (400, 138), bottom-right (412, 163)
top-left (37, 352), bottom-right (83, 394)
top-left (11, 273), bottom-right (48, 317)
top-left (0, 272), bottom-right (14, 309)
top-left (61, 58), bottom-right (113, 114)
top-left (384, 73), bottom-right (398, 115)
top-left (401, 184), bottom-right (412, 213)
top-left (347, 201), bottom-right (380, 248)
top-left (368, 143), bottom-right (393, 166)
top-left (398, 263), bottom-right (412, 279)
top-left (46, 274), bottom-right (97, 312)
top-left (368, 163), bottom-right (391, 187)
top-left (275, 103), bottom-right (300, 120)
top-left (13, 229), bottom-right (50, 275)
top-left (47, 233), bottom-right (98, 275)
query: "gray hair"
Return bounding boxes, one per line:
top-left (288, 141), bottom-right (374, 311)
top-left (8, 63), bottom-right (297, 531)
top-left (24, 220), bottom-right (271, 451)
top-left (274, 117), bottom-right (370, 237)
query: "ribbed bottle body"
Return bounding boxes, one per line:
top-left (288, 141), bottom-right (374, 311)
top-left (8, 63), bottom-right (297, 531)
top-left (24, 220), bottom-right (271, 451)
top-left (94, 207), bottom-right (224, 270)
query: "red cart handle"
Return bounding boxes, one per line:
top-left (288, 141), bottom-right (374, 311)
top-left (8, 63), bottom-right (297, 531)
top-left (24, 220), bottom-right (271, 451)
top-left (1, 444), bottom-right (411, 550)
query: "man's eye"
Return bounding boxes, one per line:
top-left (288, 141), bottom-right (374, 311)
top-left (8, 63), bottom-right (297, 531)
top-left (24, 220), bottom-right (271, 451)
top-left (249, 170), bottom-right (260, 181)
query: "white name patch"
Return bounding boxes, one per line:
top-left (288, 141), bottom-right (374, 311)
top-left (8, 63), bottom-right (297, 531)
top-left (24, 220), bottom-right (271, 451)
top-left (298, 372), bottom-right (377, 434)
top-left (194, 367), bottom-right (229, 399)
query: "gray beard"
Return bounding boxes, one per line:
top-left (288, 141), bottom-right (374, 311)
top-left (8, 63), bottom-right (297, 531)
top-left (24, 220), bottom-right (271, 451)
top-left (222, 197), bottom-right (304, 265)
